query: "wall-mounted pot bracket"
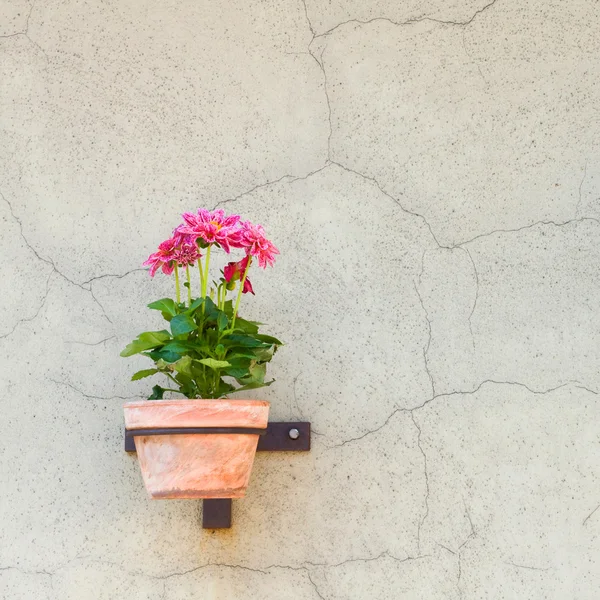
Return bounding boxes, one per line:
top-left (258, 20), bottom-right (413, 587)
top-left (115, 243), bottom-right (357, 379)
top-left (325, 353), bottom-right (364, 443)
top-left (125, 422), bottom-right (311, 528)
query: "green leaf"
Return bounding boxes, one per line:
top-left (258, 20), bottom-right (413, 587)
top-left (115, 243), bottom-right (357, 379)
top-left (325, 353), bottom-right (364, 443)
top-left (186, 298), bottom-right (204, 313)
top-left (232, 380), bottom-right (274, 393)
top-left (242, 361), bottom-right (266, 384)
top-left (131, 368), bottom-right (159, 381)
top-left (226, 355), bottom-right (253, 368)
top-left (147, 298), bottom-right (178, 317)
top-left (120, 330), bottom-right (171, 357)
top-left (223, 334), bottom-right (267, 348)
top-left (223, 367), bottom-right (249, 379)
top-left (148, 385), bottom-right (165, 400)
top-left (222, 300), bottom-right (234, 317)
top-left (252, 347), bottom-right (274, 362)
top-left (140, 330), bottom-right (171, 343)
top-left (148, 348), bottom-right (182, 363)
top-left (172, 355), bottom-right (192, 375)
top-left (170, 314), bottom-right (197, 336)
top-left (217, 312), bottom-right (228, 331)
top-left (203, 296), bottom-right (220, 320)
top-left (216, 379), bottom-right (236, 397)
top-left (198, 358), bottom-right (231, 370)
top-left (173, 371), bottom-right (196, 397)
top-left (161, 341), bottom-right (194, 353)
top-left (254, 334), bottom-right (284, 346)
top-left (233, 317), bottom-right (259, 334)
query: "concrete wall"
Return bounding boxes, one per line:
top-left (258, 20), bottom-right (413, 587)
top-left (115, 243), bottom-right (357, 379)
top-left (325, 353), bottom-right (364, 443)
top-left (1, 0), bottom-right (599, 598)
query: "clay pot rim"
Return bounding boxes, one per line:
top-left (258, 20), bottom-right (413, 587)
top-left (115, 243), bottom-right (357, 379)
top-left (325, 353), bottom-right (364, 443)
top-left (123, 398), bottom-right (270, 409)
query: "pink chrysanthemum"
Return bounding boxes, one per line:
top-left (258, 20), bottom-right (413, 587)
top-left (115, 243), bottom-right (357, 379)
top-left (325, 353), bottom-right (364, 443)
top-left (143, 237), bottom-right (178, 277)
top-left (174, 242), bottom-right (201, 267)
top-left (224, 256), bottom-right (254, 295)
top-left (179, 209), bottom-right (243, 253)
top-left (172, 224), bottom-right (191, 247)
top-left (241, 222), bottom-right (279, 268)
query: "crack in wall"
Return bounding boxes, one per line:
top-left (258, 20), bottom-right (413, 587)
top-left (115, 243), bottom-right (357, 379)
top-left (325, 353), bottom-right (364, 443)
top-left (414, 254), bottom-right (436, 397)
top-left (309, 0), bottom-right (499, 39)
top-left (461, 246), bottom-right (479, 347)
top-left (322, 376), bottom-right (597, 562)
top-left (459, 503), bottom-right (476, 551)
top-left (504, 561), bottom-right (551, 572)
top-left (89, 285), bottom-right (113, 324)
top-left (457, 217), bottom-right (600, 248)
top-left (49, 378), bottom-right (138, 402)
top-left (213, 163), bottom-right (331, 211)
top-left (1, 190), bottom-right (147, 330)
top-left (583, 504), bottom-right (600, 527)
top-left (0, 270), bottom-right (52, 340)
top-left (325, 169), bottom-right (600, 252)
top-left (329, 161), bottom-right (445, 247)
top-left (301, 0), bottom-right (334, 160)
top-left (310, 46), bottom-right (333, 160)
top-left (2, 192), bottom-right (143, 291)
top-left (1, 0), bottom-right (34, 38)
top-left (411, 412), bottom-right (430, 554)
top-left (328, 379), bottom-right (596, 450)
top-left (457, 553), bottom-right (464, 598)
top-left (21, 551), bottom-right (429, 596)
top-left (0, 565), bottom-right (52, 577)
top-left (454, 503), bottom-right (476, 598)
top-left (292, 371), bottom-right (305, 419)
top-left (155, 563), bottom-right (269, 579)
top-left (299, 2), bottom-right (600, 262)
top-left (576, 161), bottom-right (588, 216)
top-left (200, 137), bottom-right (600, 285)
top-left (259, 6), bottom-right (600, 256)
top-left (306, 571), bottom-right (326, 600)
top-left (0, 0), bottom-right (49, 64)
top-left (326, 164), bottom-right (600, 256)
top-left (326, 406), bottom-right (403, 449)
top-left (66, 335), bottom-right (116, 347)
top-left (81, 270), bottom-right (146, 287)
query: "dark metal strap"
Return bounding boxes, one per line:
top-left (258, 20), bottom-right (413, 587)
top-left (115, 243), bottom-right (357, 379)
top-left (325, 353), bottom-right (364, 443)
top-left (126, 427), bottom-right (267, 437)
top-left (125, 422), bottom-right (310, 454)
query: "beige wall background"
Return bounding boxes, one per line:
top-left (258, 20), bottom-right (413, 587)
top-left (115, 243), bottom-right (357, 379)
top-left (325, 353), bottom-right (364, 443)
top-left (2, 0), bottom-right (600, 598)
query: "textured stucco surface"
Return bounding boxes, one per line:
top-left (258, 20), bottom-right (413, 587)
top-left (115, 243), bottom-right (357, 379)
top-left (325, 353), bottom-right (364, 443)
top-left (1, 0), bottom-right (600, 598)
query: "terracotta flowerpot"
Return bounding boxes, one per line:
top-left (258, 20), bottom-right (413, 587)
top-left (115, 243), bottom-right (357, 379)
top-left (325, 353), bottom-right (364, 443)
top-left (124, 399), bottom-right (270, 499)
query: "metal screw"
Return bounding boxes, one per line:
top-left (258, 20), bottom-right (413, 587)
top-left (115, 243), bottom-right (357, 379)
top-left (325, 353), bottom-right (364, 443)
top-left (288, 428), bottom-right (300, 440)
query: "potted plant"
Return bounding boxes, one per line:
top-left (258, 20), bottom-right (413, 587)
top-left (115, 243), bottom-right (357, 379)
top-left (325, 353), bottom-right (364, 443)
top-left (121, 209), bottom-right (281, 499)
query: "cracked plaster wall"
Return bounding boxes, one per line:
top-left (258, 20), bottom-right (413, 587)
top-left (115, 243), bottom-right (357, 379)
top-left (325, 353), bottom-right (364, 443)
top-left (1, 0), bottom-right (599, 597)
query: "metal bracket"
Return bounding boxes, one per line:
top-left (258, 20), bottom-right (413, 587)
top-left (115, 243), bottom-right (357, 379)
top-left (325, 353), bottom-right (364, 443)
top-left (125, 422), bottom-right (311, 528)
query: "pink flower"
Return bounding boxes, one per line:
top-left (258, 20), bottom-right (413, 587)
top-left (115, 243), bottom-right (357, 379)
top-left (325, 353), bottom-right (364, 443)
top-left (172, 224), bottom-right (191, 247)
top-left (224, 256), bottom-right (254, 295)
top-left (179, 209), bottom-right (243, 253)
top-left (143, 237), bottom-right (178, 277)
top-left (241, 222), bottom-right (279, 268)
top-left (174, 242), bottom-right (201, 267)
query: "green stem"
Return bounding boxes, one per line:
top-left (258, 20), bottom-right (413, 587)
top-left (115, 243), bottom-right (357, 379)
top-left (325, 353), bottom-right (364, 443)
top-left (231, 256), bottom-right (252, 329)
top-left (165, 372), bottom-right (179, 386)
top-left (174, 264), bottom-right (181, 304)
top-left (202, 245), bottom-right (212, 298)
top-left (214, 369), bottom-right (220, 398)
top-left (197, 256), bottom-right (204, 298)
top-left (185, 265), bottom-right (192, 305)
